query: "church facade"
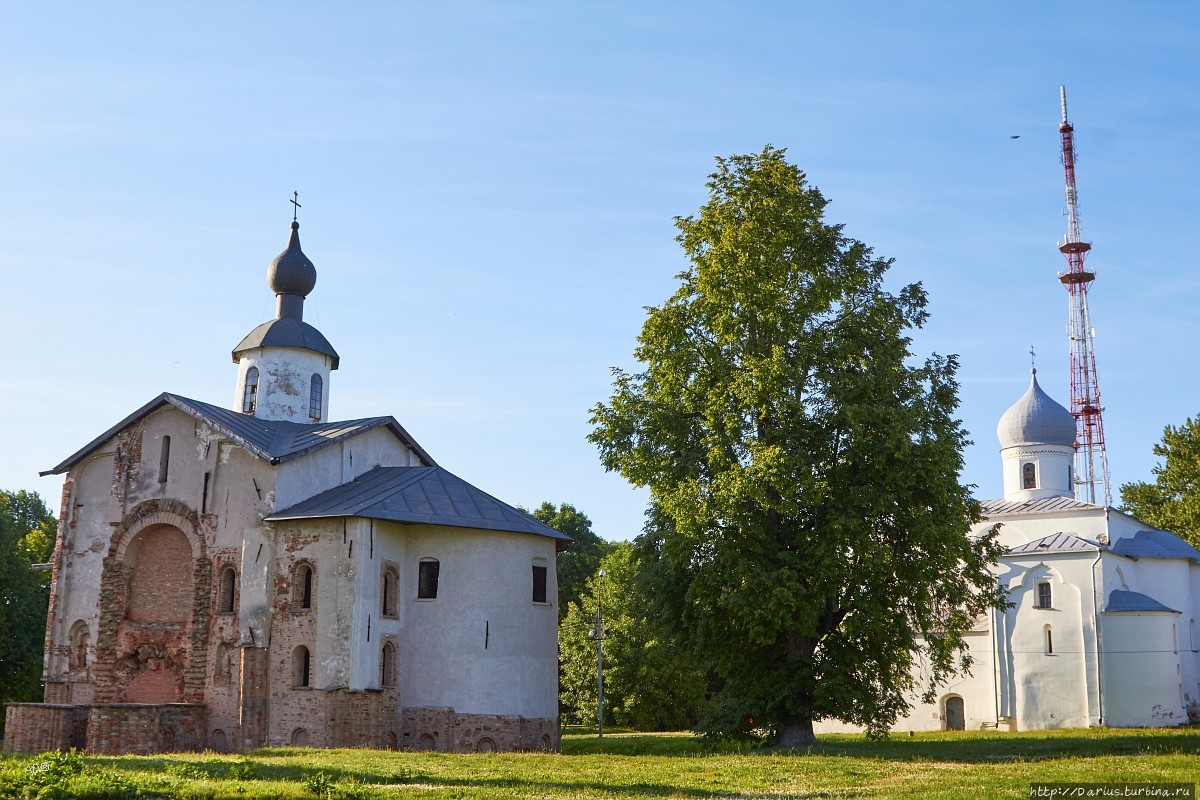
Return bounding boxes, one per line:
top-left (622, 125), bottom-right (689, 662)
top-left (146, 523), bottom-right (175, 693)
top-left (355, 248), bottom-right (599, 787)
top-left (4, 220), bottom-right (568, 755)
top-left (818, 370), bottom-right (1200, 733)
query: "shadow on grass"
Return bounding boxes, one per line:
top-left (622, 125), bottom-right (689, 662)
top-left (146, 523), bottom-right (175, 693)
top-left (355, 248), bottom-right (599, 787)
top-left (90, 751), bottom-right (868, 799)
top-left (563, 728), bottom-right (1200, 763)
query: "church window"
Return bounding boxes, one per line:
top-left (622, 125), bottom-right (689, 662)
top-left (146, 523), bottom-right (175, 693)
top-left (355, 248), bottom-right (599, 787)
top-left (158, 436), bottom-right (171, 483)
top-left (1036, 582), bottom-right (1052, 609)
top-left (382, 567), bottom-right (399, 617)
top-left (381, 641), bottom-right (397, 688)
top-left (292, 645), bottom-right (311, 687)
top-left (532, 564), bottom-right (548, 604)
top-left (218, 567), bottom-right (236, 614)
top-left (1022, 462), bottom-right (1036, 490)
top-left (69, 621), bottom-right (90, 670)
top-left (1045, 626), bottom-right (1054, 655)
top-left (418, 559), bottom-right (439, 600)
top-left (242, 367), bottom-right (259, 414)
top-left (309, 374), bottom-right (323, 422)
top-left (293, 562), bottom-right (314, 610)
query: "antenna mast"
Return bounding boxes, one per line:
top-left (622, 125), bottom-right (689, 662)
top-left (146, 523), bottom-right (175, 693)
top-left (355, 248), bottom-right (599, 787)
top-left (1057, 86), bottom-right (1112, 506)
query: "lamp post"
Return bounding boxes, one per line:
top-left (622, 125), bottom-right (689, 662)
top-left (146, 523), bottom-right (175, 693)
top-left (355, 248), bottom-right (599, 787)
top-left (595, 568), bottom-right (606, 738)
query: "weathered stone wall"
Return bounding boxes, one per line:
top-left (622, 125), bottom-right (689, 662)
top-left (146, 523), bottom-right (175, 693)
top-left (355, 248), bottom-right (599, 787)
top-left (401, 707), bottom-right (558, 752)
top-left (2, 704), bottom-right (88, 754)
top-left (84, 704), bottom-right (209, 755)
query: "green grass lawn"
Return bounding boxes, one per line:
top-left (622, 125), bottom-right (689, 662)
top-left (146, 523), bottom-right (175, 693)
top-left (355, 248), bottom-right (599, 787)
top-left (3, 728), bottom-right (1199, 799)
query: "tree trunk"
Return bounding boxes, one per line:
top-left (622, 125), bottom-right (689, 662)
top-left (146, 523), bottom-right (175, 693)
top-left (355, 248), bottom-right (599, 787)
top-left (776, 717), bottom-right (816, 749)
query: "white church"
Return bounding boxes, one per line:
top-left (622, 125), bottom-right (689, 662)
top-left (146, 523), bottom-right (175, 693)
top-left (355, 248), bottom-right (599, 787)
top-left (3, 217), bottom-right (567, 755)
top-left (821, 369), bottom-right (1200, 733)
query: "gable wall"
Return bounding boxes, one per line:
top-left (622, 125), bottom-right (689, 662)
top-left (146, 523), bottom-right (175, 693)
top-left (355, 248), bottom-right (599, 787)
top-left (274, 426), bottom-right (419, 510)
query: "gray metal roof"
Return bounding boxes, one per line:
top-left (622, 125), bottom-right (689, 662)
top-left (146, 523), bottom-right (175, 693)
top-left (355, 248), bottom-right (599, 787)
top-left (1105, 590), bottom-right (1180, 614)
top-left (42, 393), bottom-right (434, 476)
top-left (981, 496), bottom-right (1102, 517)
top-left (1006, 532), bottom-right (1100, 557)
top-left (232, 318), bottom-right (339, 368)
top-left (996, 369), bottom-right (1076, 448)
top-left (266, 466), bottom-right (572, 546)
top-left (1111, 529), bottom-right (1200, 564)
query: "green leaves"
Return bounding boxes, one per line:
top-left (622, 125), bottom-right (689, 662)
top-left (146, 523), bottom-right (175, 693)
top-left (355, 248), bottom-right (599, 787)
top-left (0, 489), bottom-right (57, 734)
top-left (1120, 415), bottom-right (1200, 548)
top-left (589, 147), bottom-right (1003, 744)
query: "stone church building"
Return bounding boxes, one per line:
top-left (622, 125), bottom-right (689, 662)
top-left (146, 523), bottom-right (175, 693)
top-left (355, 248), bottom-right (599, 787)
top-left (818, 369), bottom-right (1200, 734)
top-left (4, 219), bottom-right (568, 755)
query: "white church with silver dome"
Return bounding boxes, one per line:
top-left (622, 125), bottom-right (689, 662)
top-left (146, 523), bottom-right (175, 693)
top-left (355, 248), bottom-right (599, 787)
top-left (821, 369), bottom-right (1200, 733)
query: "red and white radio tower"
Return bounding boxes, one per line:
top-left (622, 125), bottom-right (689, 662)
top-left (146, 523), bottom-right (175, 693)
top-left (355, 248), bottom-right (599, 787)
top-left (1056, 85), bottom-right (1112, 506)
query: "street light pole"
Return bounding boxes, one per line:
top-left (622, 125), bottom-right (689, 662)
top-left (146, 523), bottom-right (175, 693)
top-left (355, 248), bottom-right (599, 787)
top-left (596, 568), bottom-right (606, 738)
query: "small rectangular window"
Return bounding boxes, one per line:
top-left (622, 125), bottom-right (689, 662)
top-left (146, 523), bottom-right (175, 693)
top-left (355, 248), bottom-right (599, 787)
top-left (418, 560), bottom-right (439, 600)
top-left (1036, 582), bottom-right (1052, 609)
top-left (532, 565), bottom-right (547, 604)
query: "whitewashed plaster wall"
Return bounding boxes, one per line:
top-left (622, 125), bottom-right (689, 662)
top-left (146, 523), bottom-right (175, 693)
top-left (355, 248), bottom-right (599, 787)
top-left (1101, 612), bottom-right (1184, 726)
top-left (234, 347), bottom-right (333, 424)
top-left (273, 427), bottom-right (418, 510)
top-left (394, 523), bottom-right (560, 719)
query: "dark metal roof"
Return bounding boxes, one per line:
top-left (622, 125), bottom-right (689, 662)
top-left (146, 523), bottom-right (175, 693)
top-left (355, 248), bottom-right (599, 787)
top-left (1006, 532), bottom-right (1100, 556)
top-left (42, 393), bottom-right (434, 476)
top-left (1111, 529), bottom-right (1200, 564)
top-left (1105, 590), bottom-right (1180, 614)
top-left (266, 466), bottom-right (572, 546)
top-left (981, 496), bottom-right (1102, 517)
top-left (232, 318), bottom-right (339, 368)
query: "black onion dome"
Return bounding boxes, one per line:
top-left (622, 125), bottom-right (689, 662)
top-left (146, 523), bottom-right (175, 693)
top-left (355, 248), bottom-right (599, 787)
top-left (267, 221), bottom-right (317, 296)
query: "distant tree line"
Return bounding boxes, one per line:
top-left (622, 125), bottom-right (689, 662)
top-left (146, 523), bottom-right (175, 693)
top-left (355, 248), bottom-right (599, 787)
top-left (0, 489), bottom-right (56, 737)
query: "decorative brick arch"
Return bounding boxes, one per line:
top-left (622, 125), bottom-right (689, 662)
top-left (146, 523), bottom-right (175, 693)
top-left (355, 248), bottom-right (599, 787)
top-left (92, 499), bottom-right (212, 704)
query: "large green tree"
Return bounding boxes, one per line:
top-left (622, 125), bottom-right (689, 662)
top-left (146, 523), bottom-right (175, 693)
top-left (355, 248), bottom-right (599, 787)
top-left (1120, 415), bottom-right (1200, 547)
top-left (558, 542), bottom-right (710, 730)
top-left (588, 147), bottom-right (1005, 745)
top-left (524, 502), bottom-right (614, 621)
top-left (0, 490), bottom-right (57, 735)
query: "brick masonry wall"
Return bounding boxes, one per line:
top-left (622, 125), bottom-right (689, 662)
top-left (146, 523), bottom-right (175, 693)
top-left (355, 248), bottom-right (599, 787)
top-left (2, 705), bottom-right (88, 754)
top-left (84, 704), bottom-right (208, 756)
top-left (401, 707), bottom-right (559, 753)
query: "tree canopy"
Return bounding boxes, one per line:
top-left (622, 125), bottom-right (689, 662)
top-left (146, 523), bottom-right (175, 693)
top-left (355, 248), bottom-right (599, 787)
top-left (0, 489), bottom-right (56, 734)
top-left (588, 147), bottom-right (1004, 745)
top-left (558, 542), bottom-right (710, 730)
top-left (1120, 414), bottom-right (1200, 547)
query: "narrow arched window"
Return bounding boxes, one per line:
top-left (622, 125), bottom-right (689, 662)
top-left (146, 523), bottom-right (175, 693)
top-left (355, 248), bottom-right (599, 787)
top-left (532, 563), bottom-right (548, 604)
top-left (293, 563), bottom-right (314, 610)
top-left (1045, 626), bottom-right (1054, 655)
top-left (218, 567), bottom-right (236, 614)
top-left (382, 568), bottom-right (399, 617)
top-left (309, 374), bottom-right (323, 422)
top-left (158, 436), bottom-right (171, 483)
top-left (69, 621), bottom-right (90, 670)
top-left (242, 367), bottom-right (259, 414)
top-left (1022, 462), bottom-right (1036, 490)
top-left (292, 645), bottom-right (311, 687)
top-left (418, 559), bottom-right (439, 600)
top-left (381, 641), bottom-right (397, 688)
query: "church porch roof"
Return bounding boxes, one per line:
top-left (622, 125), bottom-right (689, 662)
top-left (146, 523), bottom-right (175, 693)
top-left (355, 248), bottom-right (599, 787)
top-left (1110, 529), bottom-right (1200, 564)
top-left (41, 392), bottom-right (434, 475)
top-left (1004, 532), bottom-right (1101, 557)
top-left (1104, 590), bottom-right (1180, 614)
top-left (266, 466), bottom-right (572, 548)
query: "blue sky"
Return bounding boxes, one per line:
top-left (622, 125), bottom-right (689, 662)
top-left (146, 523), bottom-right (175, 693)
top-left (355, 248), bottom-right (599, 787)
top-left (1, 2), bottom-right (1197, 540)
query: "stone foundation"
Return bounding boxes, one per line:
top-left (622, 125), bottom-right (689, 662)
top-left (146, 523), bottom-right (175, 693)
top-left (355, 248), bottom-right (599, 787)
top-left (3, 703), bottom-right (207, 755)
top-left (3, 704), bottom-right (89, 754)
top-left (402, 707), bottom-right (559, 753)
